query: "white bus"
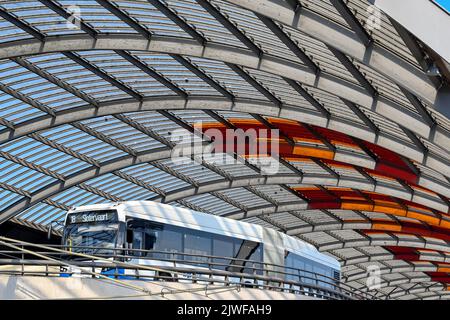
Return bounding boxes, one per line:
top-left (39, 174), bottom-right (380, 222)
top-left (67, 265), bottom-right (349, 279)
top-left (62, 201), bottom-right (340, 287)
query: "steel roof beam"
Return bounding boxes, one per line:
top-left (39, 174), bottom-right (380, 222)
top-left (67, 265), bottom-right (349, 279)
top-left (203, 110), bottom-right (237, 130)
top-left (0, 151), bottom-right (61, 181)
top-left (0, 96), bottom-right (446, 205)
top-left (227, 64), bottom-right (282, 106)
top-left (164, 108), bottom-right (266, 176)
top-left (96, 0), bottom-right (151, 39)
top-left (71, 121), bottom-right (138, 157)
top-left (353, 278), bottom-right (434, 294)
top-left (329, 0), bottom-right (373, 47)
top-left (139, 140), bottom-right (450, 208)
top-left (244, 186), bottom-right (279, 206)
top-left (0, 96), bottom-right (366, 150)
top-left (114, 50), bottom-right (187, 98)
top-left (78, 182), bottom-right (123, 202)
top-left (327, 47), bottom-right (378, 98)
top-left (148, 0), bottom-right (206, 45)
top-left (113, 113), bottom-right (175, 147)
top-left (285, 218), bottom-right (346, 234)
top-left (28, 203), bottom-right (69, 227)
top-left (222, 0), bottom-right (438, 108)
top-left (0, 96), bottom-right (446, 183)
top-left (421, 292), bottom-right (450, 300)
top-left (175, 199), bottom-right (214, 215)
top-left (113, 170), bottom-right (167, 198)
top-left (257, 15), bottom-right (319, 75)
top-left (346, 278), bottom-right (436, 295)
top-left (251, 114), bottom-right (295, 146)
top-left (42, 198), bottom-right (70, 212)
top-left (0, 145), bottom-right (185, 224)
top-left (0, 34), bottom-right (445, 150)
top-left (63, 52), bottom-right (143, 101)
top-left (149, 175), bottom-right (444, 214)
top-left (11, 56), bottom-right (99, 107)
top-left (401, 127), bottom-right (428, 159)
top-left (4, 146), bottom-right (419, 225)
top-left (283, 79), bottom-right (331, 119)
top-left (0, 182), bottom-right (31, 198)
top-left (386, 287), bottom-right (407, 299)
top-left (399, 87), bottom-right (437, 128)
top-left (391, 288), bottom-right (449, 300)
top-left (156, 110), bottom-right (197, 136)
top-left (0, 3), bottom-right (438, 117)
top-left (354, 166), bottom-right (377, 186)
top-left (287, 210), bottom-right (310, 224)
top-left (258, 214), bottom-right (287, 232)
top-left (170, 55), bottom-right (234, 100)
top-left (0, 157), bottom-right (445, 237)
top-left (193, 156), bottom-right (233, 181)
top-left (149, 160), bottom-right (199, 187)
top-left (278, 158), bottom-right (304, 178)
top-left (346, 265), bottom-right (438, 282)
top-left (196, 0), bottom-right (262, 56)
top-left (323, 234), bottom-right (449, 252)
top-left (302, 123), bottom-right (336, 152)
top-left (12, 50), bottom-right (183, 111)
top-left (341, 99), bottom-right (380, 135)
top-left (280, 185), bottom-right (310, 202)
top-left (388, 19), bottom-right (432, 73)
top-left (322, 209), bottom-right (345, 223)
top-left (27, 132), bottom-right (97, 167)
top-left (116, 111), bottom-right (243, 195)
top-left (213, 136), bottom-right (264, 176)
top-left (218, 184), bottom-right (287, 212)
top-left (0, 82), bottom-right (55, 116)
top-left (115, 108), bottom-right (229, 195)
top-left (337, 250), bottom-right (391, 266)
top-left (285, 0), bottom-right (301, 12)
top-left (404, 282), bottom-right (424, 296)
top-left (313, 159), bottom-right (340, 179)
top-left (156, 176), bottom-right (304, 203)
top-left (211, 191), bottom-right (248, 211)
top-left (0, 117), bottom-right (15, 131)
top-left (223, 201), bottom-right (309, 220)
top-left (39, 0), bottom-right (97, 38)
top-left (10, 216), bottom-right (57, 233)
top-left (0, 7), bottom-right (45, 41)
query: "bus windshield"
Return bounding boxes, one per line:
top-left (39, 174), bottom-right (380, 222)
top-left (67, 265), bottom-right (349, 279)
top-left (63, 210), bottom-right (120, 256)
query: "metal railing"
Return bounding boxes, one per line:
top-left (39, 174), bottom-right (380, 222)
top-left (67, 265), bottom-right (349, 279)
top-left (0, 241), bottom-right (377, 300)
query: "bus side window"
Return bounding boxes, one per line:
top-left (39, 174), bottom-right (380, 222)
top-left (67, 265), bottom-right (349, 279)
top-left (126, 229), bottom-right (133, 244)
top-left (144, 229), bottom-right (156, 254)
top-left (132, 229), bottom-right (144, 256)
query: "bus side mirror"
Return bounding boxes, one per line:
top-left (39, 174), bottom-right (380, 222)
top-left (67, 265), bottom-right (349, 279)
top-left (126, 229), bottom-right (133, 244)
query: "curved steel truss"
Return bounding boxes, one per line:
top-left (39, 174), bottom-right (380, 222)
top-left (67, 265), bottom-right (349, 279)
top-left (0, 0), bottom-right (449, 300)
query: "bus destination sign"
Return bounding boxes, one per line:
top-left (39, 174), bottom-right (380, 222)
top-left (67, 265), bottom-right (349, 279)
top-left (67, 210), bottom-right (117, 224)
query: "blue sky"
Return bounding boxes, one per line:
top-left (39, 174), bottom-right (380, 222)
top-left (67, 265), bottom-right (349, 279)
top-left (435, 0), bottom-right (450, 12)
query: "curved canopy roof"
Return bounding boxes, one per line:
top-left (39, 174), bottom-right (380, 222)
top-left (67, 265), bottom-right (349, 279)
top-left (0, 0), bottom-right (449, 300)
